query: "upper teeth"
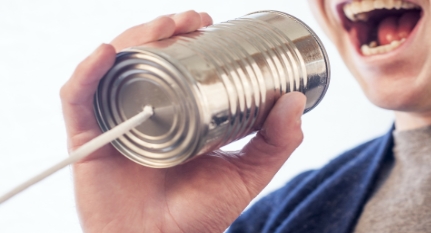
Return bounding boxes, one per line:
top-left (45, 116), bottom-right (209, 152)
top-left (344, 0), bottom-right (420, 21)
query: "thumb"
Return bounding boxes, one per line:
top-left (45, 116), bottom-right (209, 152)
top-left (230, 92), bottom-right (306, 197)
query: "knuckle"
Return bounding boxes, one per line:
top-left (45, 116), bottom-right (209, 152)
top-left (173, 10), bottom-right (201, 26)
top-left (71, 56), bottom-right (91, 77)
top-left (255, 120), bottom-right (304, 152)
top-left (291, 124), bottom-right (304, 147)
top-left (147, 16), bottom-right (175, 39)
top-left (59, 61), bottom-right (86, 102)
top-left (199, 12), bottom-right (213, 25)
top-left (294, 130), bottom-right (304, 146)
top-left (184, 10), bottom-right (200, 18)
top-left (59, 83), bottom-right (69, 101)
top-left (253, 130), bottom-right (280, 152)
top-left (154, 15), bottom-right (175, 29)
top-left (59, 82), bottom-right (77, 105)
top-left (185, 10), bottom-right (202, 24)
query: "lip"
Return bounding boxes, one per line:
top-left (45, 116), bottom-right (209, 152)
top-left (331, 0), bottom-right (425, 64)
top-left (357, 14), bottom-right (423, 62)
top-left (331, 0), bottom-right (423, 14)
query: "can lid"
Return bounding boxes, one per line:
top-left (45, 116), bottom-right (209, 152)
top-left (94, 50), bottom-right (201, 168)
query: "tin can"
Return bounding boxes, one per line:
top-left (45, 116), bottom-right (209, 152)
top-left (94, 10), bottom-right (330, 168)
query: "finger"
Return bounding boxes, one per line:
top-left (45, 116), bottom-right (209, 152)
top-left (60, 44), bottom-right (116, 140)
top-left (199, 12), bottom-right (213, 27)
top-left (110, 11), bottom-right (212, 52)
top-left (170, 10), bottom-right (203, 35)
top-left (110, 16), bottom-right (176, 52)
top-left (231, 92), bottom-right (306, 196)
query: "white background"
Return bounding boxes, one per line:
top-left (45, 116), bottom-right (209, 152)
top-left (0, 0), bottom-right (393, 232)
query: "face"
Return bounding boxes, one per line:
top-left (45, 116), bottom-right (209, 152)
top-left (308, 0), bottom-right (431, 113)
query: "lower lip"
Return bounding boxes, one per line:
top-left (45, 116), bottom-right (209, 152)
top-left (349, 13), bottom-right (424, 62)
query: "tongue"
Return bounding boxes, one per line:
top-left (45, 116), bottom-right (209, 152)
top-left (398, 12), bottom-right (420, 38)
top-left (378, 12), bottom-right (420, 45)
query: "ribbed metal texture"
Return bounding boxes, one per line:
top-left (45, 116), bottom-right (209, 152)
top-left (94, 11), bottom-right (330, 168)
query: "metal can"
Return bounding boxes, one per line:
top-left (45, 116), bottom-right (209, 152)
top-left (94, 10), bottom-right (331, 168)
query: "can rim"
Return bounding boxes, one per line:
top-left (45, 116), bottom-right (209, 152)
top-left (93, 49), bottom-right (204, 168)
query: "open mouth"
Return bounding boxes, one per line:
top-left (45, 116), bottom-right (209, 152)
top-left (339, 0), bottom-right (422, 56)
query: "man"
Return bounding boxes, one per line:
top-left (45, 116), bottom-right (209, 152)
top-left (231, 1), bottom-right (431, 232)
top-left (60, 0), bottom-right (431, 232)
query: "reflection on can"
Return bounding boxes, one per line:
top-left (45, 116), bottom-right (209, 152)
top-left (94, 10), bottom-right (331, 168)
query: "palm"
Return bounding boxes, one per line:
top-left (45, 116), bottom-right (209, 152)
top-left (74, 147), bottom-right (250, 232)
top-left (62, 11), bottom-right (305, 233)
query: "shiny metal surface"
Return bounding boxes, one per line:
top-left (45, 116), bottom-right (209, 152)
top-left (94, 10), bottom-right (330, 168)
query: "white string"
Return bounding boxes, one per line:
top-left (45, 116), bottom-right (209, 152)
top-left (0, 105), bottom-right (153, 204)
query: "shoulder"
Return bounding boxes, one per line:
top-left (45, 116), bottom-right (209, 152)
top-left (228, 133), bottom-right (391, 233)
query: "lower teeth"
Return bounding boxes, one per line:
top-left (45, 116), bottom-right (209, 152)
top-left (361, 38), bottom-right (406, 56)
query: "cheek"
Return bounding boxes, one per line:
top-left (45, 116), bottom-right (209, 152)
top-left (336, 40), bottom-right (368, 88)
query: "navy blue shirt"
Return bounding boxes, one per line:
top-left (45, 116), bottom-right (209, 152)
top-left (228, 128), bottom-right (394, 233)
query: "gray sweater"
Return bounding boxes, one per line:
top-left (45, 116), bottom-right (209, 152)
top-left (354, 126), bottom-right (431, 233)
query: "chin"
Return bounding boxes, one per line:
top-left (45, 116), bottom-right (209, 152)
top-left (359, 73), bottom-right (431, 112)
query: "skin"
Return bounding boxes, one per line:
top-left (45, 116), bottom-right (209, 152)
top-left (308, 0), bottom-right (431, 130)
top-left (60, 10), bottom-right (306, 233)
top-left (62, 1), bottom-right (431, 231)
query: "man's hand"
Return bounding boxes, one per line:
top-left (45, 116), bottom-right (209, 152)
top-left (60, 10), bottom-right (306, 233)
